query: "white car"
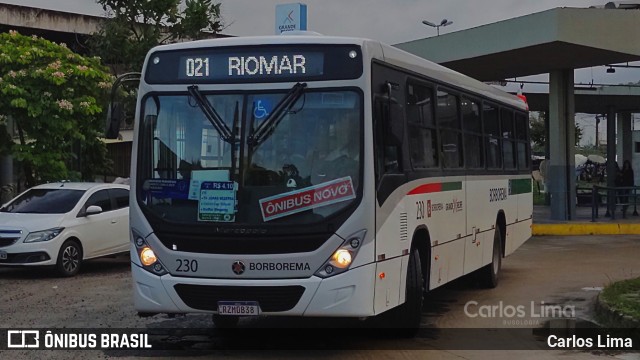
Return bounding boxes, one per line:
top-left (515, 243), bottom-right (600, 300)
top-left (0, 182), bottom-right (130, 276)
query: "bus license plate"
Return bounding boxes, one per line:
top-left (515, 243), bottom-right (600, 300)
top-left (217, 301), bottom-right (260, 316)
top-left (0, 251), bottom-right (7, 260)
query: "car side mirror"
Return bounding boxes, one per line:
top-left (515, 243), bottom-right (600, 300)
top-left (85, 205), bottom-right (103, 216)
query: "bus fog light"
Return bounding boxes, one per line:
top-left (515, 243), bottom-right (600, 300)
top-left (325, 265), bottom-right (334, 274)
top-left (153, 263), bottom-right (164, 273)
top-left (140, 247), bottom-right (157, 266)
top-left (331, 249), bottom-right (352, 269)
top-left (349, 238), bottom-right (360, 248)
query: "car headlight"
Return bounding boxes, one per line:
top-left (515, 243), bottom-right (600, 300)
top-left (24, 228), bottom-right (64, 243)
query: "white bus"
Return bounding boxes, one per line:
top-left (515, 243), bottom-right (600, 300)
top-left (128, 34), bottom-right (531, 330)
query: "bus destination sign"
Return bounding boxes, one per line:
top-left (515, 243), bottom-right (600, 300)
top-left (180, 52), bottom-right (323, 80)
top-left (145, 45), bottom-right (362, 84)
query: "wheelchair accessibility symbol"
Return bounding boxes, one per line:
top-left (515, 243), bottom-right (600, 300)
top-left (253, 100), bottom-right (271, 119)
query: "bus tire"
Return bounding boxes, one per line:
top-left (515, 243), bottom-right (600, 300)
top-left (388, 247), bottom-right (423, 336)
top-left (480, 227), bottom-right (502, 288)
top-left (212, 314), bottom-right (239, 329)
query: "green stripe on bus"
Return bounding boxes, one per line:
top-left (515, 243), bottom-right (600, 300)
top-left (509, 179), bottom-right (532, 195)
top-left (441, 181), bottom-right (462, 192)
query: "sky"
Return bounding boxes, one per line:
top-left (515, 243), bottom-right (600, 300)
top-left (1, 0), bottom-right (639, 144)
top-left (0, 0), bottom-right (610, 43)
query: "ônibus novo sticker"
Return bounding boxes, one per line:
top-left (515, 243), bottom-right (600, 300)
top-left (259, 177), bottom-right (356, 222)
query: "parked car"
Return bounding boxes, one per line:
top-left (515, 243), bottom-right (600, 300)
top-left (0, 182), bottom-right (130, 276)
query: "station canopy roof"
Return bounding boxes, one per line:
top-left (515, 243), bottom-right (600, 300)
top-left (395, 7), bottom-right (640, 82)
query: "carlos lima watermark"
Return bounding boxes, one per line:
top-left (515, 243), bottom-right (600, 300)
top-left (463, 301), bottom-right (634, 349)
top-left (464, 300), bottom-right (576, 326)
top-left (6, 330), bottom-right (152, 350)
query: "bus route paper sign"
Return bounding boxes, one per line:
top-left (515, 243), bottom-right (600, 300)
top-left (198, 181), bottom-right (236, 222)
top-left (259, 177), bottom-right (355, 222)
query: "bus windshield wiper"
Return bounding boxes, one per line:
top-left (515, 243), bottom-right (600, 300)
top-left (187, 85), bottom-right (234, 143)
top-left (248, 82), bottom-right (307, 146)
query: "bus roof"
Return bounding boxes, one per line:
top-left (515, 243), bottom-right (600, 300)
top-left (148, 34), bottom-right (527, 111)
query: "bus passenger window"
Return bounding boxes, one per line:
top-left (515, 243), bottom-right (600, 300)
top-left (407, 82), bottom-right (438, 169)
top-left (436, 89), bottom-right (462, 168)
top-left (384, 146), bottom-right (400, 173)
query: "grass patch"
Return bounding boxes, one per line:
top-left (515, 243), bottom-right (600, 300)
top-left (600, 277), bottom-right (640, 320)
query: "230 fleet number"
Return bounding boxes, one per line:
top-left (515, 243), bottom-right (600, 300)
top-left (176, 259), bottom-right (199, 272)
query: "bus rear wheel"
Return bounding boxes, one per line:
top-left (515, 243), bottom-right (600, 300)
top-left (480, 226), bottom-right (502, 288)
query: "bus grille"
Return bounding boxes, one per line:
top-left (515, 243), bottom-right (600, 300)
top-left (157, 232), bottom-right (330, 254)
top-left (174, 284), bottom-right (305, 312)
top-left (399, 212), bottom-right (408, 241)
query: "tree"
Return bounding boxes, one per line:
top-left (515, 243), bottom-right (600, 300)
top-left (529, 112), bottom-right (582, 151)
top-left (0, 31), bottom-right (113, 187)
top-left (529, 112), bottom-right (546, 151)
top-left (90, 0), bottom-right (224, 74)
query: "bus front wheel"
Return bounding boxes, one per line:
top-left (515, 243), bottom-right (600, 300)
top-left (382, 247), bottom-right (423, 335)
top-left (480, 226), bottom-right (502, 288)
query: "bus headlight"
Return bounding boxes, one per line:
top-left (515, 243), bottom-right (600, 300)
top-left (140, 247), bottom-right (157, 266)
top-left (315, 230), bottom-right (366, 278)
top-left (132, 230), bottom-right (167, 276)
top-left (331, 249), bottom-right (352, 269)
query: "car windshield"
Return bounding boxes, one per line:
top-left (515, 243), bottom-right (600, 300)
top-left (138, 89), bottom-right (362, 225)
top-left (1, 188), bottom-right (85, 214)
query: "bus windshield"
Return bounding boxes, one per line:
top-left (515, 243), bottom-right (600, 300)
top-left (139, 89), bottom-right (362, 226)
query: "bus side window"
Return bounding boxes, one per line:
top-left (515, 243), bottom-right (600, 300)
top-left (374, 95), bottom-right (402, 178)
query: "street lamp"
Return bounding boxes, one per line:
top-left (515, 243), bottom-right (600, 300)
top-left (422, 19), bottom-right (453, 36)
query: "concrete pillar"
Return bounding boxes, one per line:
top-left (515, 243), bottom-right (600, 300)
top-left (544, 111), bottom-right (551, 206)
top-left (616, 112), bottom-right (632, 165)
top-left (606, 107), bottom-right (617, 217)
top-left (548, 69), bottom-right (576, 220)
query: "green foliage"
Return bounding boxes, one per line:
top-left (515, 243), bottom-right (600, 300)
top-left (600, 276), bottom-right (640, 320)
top-left (0, 31), bottom-right (113, 186)
top-left (530, 112), bottom-right (546, 151)
top-left (530, 111), bottom-right (583, 152)
top-left (90, 0), bottom-right (223, 73)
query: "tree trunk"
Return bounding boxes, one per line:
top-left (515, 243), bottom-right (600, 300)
top-left (15, 119), bottom-right (36, 188)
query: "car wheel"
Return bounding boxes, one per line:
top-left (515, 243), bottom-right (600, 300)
top-left (480, 226), bottom-right (502, 288)
top-left (56, 240), bottom-right (83, 277)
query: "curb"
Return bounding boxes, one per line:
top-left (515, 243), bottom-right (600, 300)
top-left (532, 223), bottom-right (640, 236)
top-left (594, 293), bottom-right (640, 331)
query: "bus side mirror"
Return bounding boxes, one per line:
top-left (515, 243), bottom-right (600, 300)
top-left (105, 102), bottom-right (125, 139)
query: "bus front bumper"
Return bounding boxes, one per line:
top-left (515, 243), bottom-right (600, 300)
top-left (132, 262), bottom-right (377, 318)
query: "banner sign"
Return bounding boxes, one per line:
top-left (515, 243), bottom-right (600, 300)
top-left (259, 177), bottom-right (355, 222)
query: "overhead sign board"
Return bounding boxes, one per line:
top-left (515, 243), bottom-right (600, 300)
top-left (275, 3), bottom-right (307, 34)
top-left (145, 44), bottom-right (363, 84)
